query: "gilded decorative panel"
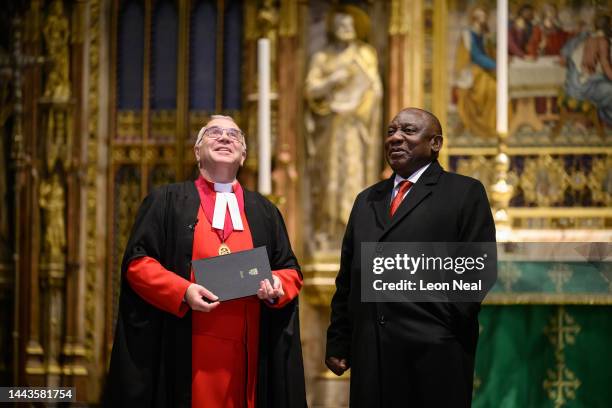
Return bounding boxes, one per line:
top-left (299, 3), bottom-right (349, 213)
top-left (148, 164), bottom-right (176, 191)
top-left (509, 154), bottom-right (610, 207)
top-left (454, 153), bottom-right (611, 209)
top-left (85, 0), bottom-right (101, 367)
top-left (116, 110), bottom-right (142, 140)
top-left (111, 166), bottom-right (141, 325)
top-left (150, 109), bottom-right (176, 142)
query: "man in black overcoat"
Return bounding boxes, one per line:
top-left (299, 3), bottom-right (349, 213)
top-left (326, 108), bottom-right (496, 407)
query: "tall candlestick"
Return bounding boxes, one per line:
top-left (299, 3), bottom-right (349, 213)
top-left (496, 0), bottom-right (508, 135)
top-left (492, 0), bottom-right (513, 240)
top-left (257, 38), bottom-right (272, 195)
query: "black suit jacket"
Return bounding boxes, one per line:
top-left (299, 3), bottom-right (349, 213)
top-left (326, 161), bottom-right (496, 407)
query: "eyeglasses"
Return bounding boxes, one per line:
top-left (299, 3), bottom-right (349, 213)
top-left (200, 126), bottom-right (245, 144)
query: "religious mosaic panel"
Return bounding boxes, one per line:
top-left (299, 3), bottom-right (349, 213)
top-left (444, 0), bottom-right (612, 147)
top-left (434, 0), bottom-right (612, 232)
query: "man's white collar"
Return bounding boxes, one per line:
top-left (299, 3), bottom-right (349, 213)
top-left (212, 182), bottom-right (244, 231)
top-left (393, 162), bottom-right (431, 189)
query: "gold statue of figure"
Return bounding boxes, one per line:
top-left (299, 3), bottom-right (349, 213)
top-left (46, 106), bottom-right (73, 172)
top-left (43, 0), bottom-right (70, 100)
top-left (305, 6), bottom-right (382, 249)
top-left (258, 1), bottom-right (278, 47)
top-left (39, 174), bottom-right (66, 264)
top-left (42, 1), bottom-right (74, 173)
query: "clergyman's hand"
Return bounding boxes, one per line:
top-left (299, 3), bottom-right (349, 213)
top-left (325, 356), bottom-right (350, 376)
top-left (184, 283), bottom-right (220, 312)
top-left (257, 275), bottom-right (284, 301)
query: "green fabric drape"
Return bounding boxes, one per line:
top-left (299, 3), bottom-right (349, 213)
top-left (474, 305), bottom-right (612, 408)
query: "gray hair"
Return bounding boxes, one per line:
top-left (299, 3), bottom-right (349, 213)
top-left (195, 115), bottom-right (246, 149)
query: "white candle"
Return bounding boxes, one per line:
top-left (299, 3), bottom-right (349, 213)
top-left (496, 0), bottom-right (508, 134)
top-left (257, 38), bottom-right (272, 195)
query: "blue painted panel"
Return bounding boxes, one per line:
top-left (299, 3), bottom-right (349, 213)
top-left (222, 0), bottom-right (243, 110)
top-left (151, 0), bottom-right (178, 109)
top-left (189, 0), bottom-right (217, 110)
top-left (118, 0), bottom-right (144, 110)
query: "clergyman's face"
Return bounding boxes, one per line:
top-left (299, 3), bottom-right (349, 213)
top-left (384, 109), bottom-right (442, 178)
top-left (333, 13), bottom-right (356, 42)
top-left (194, 117), bottom-right (246, 170)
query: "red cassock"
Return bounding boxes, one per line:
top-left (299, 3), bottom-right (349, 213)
top-left (125, 177), bottom-right (302, 408)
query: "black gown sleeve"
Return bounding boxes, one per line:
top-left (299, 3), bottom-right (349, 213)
top-left (104, 186), bottom-right (171, 407)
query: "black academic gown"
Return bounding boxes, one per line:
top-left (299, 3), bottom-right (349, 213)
top-left (104, 181), bottom-right (307, 408)
top-left (326, 161), bottom-right (496, 407)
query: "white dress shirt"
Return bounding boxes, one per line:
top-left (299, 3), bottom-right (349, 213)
top-left (391, 162), bottom-right (431, 202)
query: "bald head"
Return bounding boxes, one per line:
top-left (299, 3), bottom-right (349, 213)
top-left (385, 108), bottom-right (444, 178)
top-left (396, 107), bottom-right (442, 138)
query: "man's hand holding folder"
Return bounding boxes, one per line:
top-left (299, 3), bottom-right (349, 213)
top-left (186, 246), bottom-right (283, 310)
top-left (256, 275), bottom-right (285, 303)
top-left (184, 274), bottom-right (284, 312)
top-left (184, 283), bottom-right (220, 312)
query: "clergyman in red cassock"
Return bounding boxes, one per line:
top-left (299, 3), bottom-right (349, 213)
top-left (105, 115), bottom-right (307, 408)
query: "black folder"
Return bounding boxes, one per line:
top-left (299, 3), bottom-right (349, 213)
top-left (191, 246), bottom-right (273, 301)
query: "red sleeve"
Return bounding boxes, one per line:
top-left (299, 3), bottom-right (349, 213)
top-left (266, 268), bottom-right (303, 308)
top-left (126, 256), bottom-right (191, 317)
